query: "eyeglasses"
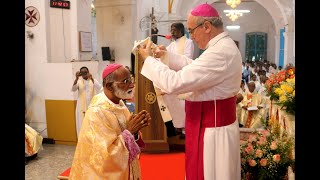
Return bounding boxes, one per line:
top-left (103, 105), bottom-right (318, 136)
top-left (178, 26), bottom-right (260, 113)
top-left (188, 22), bottom-right (205, 34)
top-left (80, 72), bottom-right (88, 75)
top-left (113, 76), bottom-right (135, 85)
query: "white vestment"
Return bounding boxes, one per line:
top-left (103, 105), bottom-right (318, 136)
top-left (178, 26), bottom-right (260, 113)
top-left (72, 77), bottom-right (102, 138)
top-left (141, 32), bottom-right (242, 180)
top-left (238, 91), bottom-right (267, 128)
top-left (25, 124), bottom-right (43, 157)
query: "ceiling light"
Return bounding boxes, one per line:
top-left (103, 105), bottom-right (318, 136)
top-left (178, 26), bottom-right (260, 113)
top-left (224, 9), bottom-right (250, 21)
top-left (226, 25), bottom-right (240, 30)
top-left (226, 0), bottom-right (241, 9)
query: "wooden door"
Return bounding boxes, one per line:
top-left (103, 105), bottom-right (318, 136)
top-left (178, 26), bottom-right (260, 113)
top-left (133, 54), bottom-right (169, 153)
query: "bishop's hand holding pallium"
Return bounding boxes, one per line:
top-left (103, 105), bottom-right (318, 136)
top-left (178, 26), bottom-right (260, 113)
top-left (152, 45), bottom-right (167, 58)
top-left (134, 37), bottom-right (164, 60)
top-left (126, 110), bottom-right (151, 135)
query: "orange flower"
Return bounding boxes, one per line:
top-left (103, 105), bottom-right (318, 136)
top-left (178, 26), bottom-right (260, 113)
top-left (260, 158), bottom-right (268, 167)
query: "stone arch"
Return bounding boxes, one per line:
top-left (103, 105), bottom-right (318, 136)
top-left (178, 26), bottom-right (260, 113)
top-left (174, 0), bottom-right (293, 65)
top-left (175, 0), bottom-right (288, 34)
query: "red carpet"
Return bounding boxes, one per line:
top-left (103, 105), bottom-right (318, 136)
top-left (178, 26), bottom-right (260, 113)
top-left (58, 152), bottom-right (185, 180)
top-left (140, 152), bottom-right (185, 180)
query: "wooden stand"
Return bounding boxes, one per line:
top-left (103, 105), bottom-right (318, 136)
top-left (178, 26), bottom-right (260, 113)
top-left (134, 52), bottom-right (169, 153)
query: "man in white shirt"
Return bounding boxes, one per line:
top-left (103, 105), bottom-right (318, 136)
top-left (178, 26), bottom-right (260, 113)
top-left (71, 67), bottom-right (102, 138)
top-left (167, 23), bottom-right (194, 58)
top-left (162, 22), bottom-right (194, 138)
top-left (251, 74), bottom-right (261, 93)
top-left (137, 3), bottom-right (241, 180)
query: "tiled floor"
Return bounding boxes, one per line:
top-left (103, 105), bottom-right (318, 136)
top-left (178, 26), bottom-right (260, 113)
top-left (25, 144), bottom-right (76, 180)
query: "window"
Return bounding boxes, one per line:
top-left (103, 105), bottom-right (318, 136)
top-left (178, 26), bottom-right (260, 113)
top-left (245, 32), bottom-right (267, 62)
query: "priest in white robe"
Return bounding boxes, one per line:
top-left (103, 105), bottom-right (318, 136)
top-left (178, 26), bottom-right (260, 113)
top-left (239, 81), bottom-right (267, 128)
top-left (160, 22), bottom-right (194, 136)
top-left (69, 64), bottom-right (151, 180)
top-left (71, 67), bottom-right (102, 138)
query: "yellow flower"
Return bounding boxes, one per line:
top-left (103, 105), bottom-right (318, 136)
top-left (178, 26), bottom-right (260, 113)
top-left (280, 84), bottom-right (294, 94)
top-left (292, 90), bottom-right (295, 97)
top-left (279, 95), bottom-right (287, 102)
top-left (274, 88), bottom-right (284, 96)
top-left (286, 77), bottom-right (295, 84)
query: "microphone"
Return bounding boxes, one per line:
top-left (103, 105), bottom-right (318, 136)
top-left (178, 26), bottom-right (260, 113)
top-left (150, 34), bottom-right (172, 40)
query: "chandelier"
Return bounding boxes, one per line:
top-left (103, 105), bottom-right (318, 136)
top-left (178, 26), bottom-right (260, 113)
top-left (226, 0), bottom-right (241, 9)
top-left (224, 9), bottom-right (250, 21)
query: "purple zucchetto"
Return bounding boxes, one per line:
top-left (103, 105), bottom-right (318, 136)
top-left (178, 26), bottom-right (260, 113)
top-left (191, 3), bottom-right (220, 17)
top-left (102, 63), bottom-right (123, 79)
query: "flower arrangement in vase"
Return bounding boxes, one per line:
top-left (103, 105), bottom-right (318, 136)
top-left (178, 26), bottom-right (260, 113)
top-left (240, 119), bottom-right (295, 180)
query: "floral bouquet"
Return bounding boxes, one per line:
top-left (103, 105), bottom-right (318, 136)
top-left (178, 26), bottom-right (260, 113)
top-left (265, 68), bottom-right (295, 114)
top-left (240, 123), bottom-right (295, 180)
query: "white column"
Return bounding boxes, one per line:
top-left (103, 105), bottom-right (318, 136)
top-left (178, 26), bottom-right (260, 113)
top-left (70, 0), bottom-right (79, 61)
top-left (69, 0), bottom-right (92, 61)
top-left (283, 32), bottom-right (295, 67)
top-left (274, 35), bottom-right (280, 66)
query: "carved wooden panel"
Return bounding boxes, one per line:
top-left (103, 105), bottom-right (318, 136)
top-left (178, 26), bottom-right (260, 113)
top-left (134, 54), bottom-right (169, 153)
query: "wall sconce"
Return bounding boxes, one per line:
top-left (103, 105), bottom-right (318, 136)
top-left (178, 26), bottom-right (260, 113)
top-left (26, 31), bottom-right (34, 39)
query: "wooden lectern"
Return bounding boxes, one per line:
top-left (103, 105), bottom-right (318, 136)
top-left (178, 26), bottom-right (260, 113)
top-left (133, 52), bottom-right (169, 153)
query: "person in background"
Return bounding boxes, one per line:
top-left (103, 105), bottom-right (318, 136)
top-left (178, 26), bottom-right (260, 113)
top-left (258, 75), bottom-right (267, 97)
top-left (69, 64), bottom-right (151, 180)
top-left (25, 123), bottom-right (43, 164)
top-left (239, 79), bottom-right (247, 95)
top-left (158, 22), bottom-right (195, 139)
top-left (124, 65), bottom-right (135, 113)
top-left (285, 63), bottom-right (294, 70)
top-left (167, 22), bottom-right (195, 59)
top-left (71, 66), bottom-right (102, 138)
top-left (250, 74), bottom-right (261, 93)
top-left (242, 65), bottom-right (250, 83)
top-left (236, 93), bottom-right (244, 127)
top-left (239, 81), bottom-right (266, 129)
top-left (241, 62), bottom-right (246, 74)
top-left (138, 3), bottom-right (241, 180)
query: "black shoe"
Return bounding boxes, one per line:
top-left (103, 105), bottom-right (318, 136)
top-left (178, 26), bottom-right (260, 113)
top-left (165, 120), bottom-right (177, 137)
top-left (175, 128), bottom-right (183, 135)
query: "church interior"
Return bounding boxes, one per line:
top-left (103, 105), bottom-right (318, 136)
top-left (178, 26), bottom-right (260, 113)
top-left (25, 0), bottom-right (295, 179)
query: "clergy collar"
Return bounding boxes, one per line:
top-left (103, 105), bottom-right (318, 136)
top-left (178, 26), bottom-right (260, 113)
top-left (205, 31), bottom-right (229, 49)
top-left (103, 93), bottom-right (126, 109)
top-left (174, 35), bottom-right (186, 42)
